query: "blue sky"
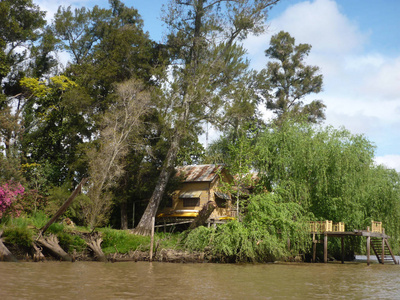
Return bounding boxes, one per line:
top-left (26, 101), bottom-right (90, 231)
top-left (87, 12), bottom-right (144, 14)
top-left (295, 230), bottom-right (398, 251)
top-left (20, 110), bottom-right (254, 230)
top-left (36, 0), bottom-right (400, 171)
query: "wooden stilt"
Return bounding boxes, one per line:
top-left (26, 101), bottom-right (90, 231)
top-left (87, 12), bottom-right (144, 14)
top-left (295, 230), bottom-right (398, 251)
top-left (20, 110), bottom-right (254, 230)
top-left (381, 229), bottom-right (385, 264)
top-left (341, 236), bottom-right (344, 264)
top-left (366, 226), bottom-right (370, 266)
top-left (312, 233), bottom-right (316, 263)
top-left (323, 232), bottom-right (328, 263)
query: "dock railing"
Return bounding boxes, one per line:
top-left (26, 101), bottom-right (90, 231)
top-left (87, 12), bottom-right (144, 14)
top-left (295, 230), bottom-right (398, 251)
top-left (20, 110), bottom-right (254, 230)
top-left (310, 220), bottom-right (345, 233)
top-left (371, 220), bottom-right (383, 233)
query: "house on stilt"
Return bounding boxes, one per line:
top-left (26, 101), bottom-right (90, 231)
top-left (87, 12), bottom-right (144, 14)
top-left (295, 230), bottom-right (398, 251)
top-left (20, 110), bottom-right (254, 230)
top-left (157, 164), bottom-right (235, 222)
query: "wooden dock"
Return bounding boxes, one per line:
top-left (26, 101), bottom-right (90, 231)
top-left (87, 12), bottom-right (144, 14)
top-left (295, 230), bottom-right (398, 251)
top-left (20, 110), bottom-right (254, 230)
top-left (310, 221), bottom-right (398, 265)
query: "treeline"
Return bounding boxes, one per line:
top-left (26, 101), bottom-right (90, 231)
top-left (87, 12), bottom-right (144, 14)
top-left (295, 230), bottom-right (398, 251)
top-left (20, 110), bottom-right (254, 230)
top-left (1, 0), bottom-right (399, 258)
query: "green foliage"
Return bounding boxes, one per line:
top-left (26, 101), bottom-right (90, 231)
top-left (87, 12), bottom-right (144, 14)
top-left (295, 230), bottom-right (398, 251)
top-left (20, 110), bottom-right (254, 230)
top-left (1, 218), bottom-right (34, 247)
top-left (29, 211), bottom-right (49, 229)
top-left (255, 119), bottom-right (400, 252)
top-left (262, 31), bottom-right (325, 124)
top-left (56, 232), bottom-right (87, 253)
top-left (185, 193), bottom-right (311, 262)
top-left (47, 223), bottom-right (64, 234)
top-left (99, 227), bottom-right (150, 254)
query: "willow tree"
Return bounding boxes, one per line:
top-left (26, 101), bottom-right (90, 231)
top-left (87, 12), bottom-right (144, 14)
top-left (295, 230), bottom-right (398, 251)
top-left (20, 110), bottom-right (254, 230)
top-left (134, 0), bottom-right (280, 235)
top-left (255, 119), bottom-right (400, 235)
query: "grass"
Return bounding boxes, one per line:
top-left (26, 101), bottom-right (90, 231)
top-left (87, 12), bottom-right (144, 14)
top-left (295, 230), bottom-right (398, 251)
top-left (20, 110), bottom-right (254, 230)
top-left (99, 227), bottom-right (151, 254)
top-left (1, 214), bottom-right (185, 256)
top-left (98, 228), bottom-right (184, 254)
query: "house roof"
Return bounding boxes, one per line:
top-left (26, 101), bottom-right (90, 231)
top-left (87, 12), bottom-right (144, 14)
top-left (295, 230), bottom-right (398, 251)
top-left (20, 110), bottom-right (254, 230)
top-left (175, 164), bottom-right (225, 182)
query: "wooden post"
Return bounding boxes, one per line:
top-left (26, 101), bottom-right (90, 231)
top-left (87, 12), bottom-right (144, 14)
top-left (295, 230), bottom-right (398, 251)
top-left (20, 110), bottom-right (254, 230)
top-left (323, 232), bottom-right (328, 263)
top-left (341, 236), bottom-right (344, 264)
top-left (381, 228), bottom-right (385, 264)
top-left (366, 226), bottom-right (370, 266)
top-left (132, 201), bottom-right (135, 229)
top-left (149, 217), bottom-right (155, 262)
top-left (312, 233), bottom-right (316, 263)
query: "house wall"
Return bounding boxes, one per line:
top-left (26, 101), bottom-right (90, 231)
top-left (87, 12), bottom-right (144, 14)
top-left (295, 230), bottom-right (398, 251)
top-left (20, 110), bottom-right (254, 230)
top-left (158, 168), bottom-right (234, 219)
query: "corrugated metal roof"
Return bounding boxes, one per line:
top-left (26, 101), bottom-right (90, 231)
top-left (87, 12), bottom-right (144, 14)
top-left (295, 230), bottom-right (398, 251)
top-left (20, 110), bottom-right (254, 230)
top-left (175, 164), bottom-right (224, 182)
top-left (179, 190), bottom-right (202, 198)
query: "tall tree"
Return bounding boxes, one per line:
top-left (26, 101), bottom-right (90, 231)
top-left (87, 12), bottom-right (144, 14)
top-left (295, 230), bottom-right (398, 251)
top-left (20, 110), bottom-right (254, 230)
top-left (262, 31), bottom-right (325, 124)
top-left (84, 79), bottom-right (151, 229)
top-left (53, 0), bottom-right (166, 106)
top-left (134, 0), bottom-right (281, 235)
top-left (0, 0), bottom-right (47, 161)
top-left (20, 76), bottom-right (92, 185)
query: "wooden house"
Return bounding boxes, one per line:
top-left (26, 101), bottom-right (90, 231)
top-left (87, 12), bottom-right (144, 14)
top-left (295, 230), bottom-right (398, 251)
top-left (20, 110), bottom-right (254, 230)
top-left (157, 164), bottom-right (235, 221)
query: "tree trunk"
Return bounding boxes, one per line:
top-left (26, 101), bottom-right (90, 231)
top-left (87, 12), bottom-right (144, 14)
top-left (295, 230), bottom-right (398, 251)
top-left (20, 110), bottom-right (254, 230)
top-left (133, 1), bottom-right (202, 236)
top-left (120, 201), bottom-right (128, 230)
top-left (86, 234), bottom-right (107, 262)
top-left (133, 131), bottom-right (181, 235)
top-left (32, 243), bottom-right (45, 262)
top-left (189, 201), bottom-right (216, 230)
top-left (37, 234), bottom-right (72, 261)
top-left (0, 231), bottom-right (17, 262)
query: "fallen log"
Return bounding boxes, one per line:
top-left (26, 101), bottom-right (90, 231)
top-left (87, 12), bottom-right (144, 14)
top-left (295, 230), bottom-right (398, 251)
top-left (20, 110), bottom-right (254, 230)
top-left (37, 234), bottom-right (72, 261)
top-left (86, 234), bottom-right (107, 262)
top-left (189, 201), bottom-right (216, 230)
top-left (0, 230), bottom-right (17, 262)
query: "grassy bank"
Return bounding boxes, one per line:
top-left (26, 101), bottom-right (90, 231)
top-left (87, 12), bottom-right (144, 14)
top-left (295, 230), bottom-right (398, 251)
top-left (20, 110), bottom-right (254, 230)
top-left (0, 213), bottom-right (187, 262)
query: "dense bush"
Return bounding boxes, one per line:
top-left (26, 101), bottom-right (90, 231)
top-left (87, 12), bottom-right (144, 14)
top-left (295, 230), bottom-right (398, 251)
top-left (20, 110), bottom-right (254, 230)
top-left (185, 193), bottom-right (311, 262)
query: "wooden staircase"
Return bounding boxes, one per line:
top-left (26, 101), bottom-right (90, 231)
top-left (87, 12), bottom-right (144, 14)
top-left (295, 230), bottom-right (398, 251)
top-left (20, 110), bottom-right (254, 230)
top-left (370, 238), bottom-right (398, 264)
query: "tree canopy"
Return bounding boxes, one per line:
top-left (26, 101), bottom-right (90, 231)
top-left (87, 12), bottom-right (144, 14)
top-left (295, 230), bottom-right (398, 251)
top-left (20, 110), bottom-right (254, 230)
top-left (0, 0), bottom-right (398, 259)
top-left (262, 31), bottom-right (325, 124)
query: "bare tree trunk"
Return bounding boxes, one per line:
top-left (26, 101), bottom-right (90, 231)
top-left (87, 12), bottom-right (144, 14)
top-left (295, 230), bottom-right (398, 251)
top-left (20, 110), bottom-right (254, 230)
top-left (133, 130), bottom-right (181, 235)
top-left (32, 243), bottom-right (45, 262)
top-left (0, 231), bottom-right (17, 262)
top-left (120, 201), bottom-right (128, 230)
top-left (37, 234), bottom-right (72, 261)
top-left (86, 234), bottom-right (107, 262)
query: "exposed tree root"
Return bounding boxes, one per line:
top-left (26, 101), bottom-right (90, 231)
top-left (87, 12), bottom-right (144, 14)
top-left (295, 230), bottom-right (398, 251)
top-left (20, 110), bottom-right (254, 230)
top-left (0, 231), bottom-right (17, 262)
top-left (32, 243), bottom-right (45, 262)
top-left (85, 233), bottom-right (107, 262)
top-left (37, 234), bottom-right (72, 261)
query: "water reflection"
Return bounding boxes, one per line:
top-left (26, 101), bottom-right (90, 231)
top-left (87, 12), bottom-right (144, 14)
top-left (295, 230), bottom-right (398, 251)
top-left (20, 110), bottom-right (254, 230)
top-left (0, 261), bottom-right (399, 299)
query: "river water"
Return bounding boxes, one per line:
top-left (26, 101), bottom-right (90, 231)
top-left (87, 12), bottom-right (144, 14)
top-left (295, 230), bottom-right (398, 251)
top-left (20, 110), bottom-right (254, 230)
top-left (1, 261), bottom-right (399, 299)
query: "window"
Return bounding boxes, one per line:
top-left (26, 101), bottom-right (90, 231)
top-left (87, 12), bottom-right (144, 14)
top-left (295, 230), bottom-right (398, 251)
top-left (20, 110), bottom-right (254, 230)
top-left (214, 191), bottom-right (230, 208)
top-left (183, 198), bottom-right (200, 207)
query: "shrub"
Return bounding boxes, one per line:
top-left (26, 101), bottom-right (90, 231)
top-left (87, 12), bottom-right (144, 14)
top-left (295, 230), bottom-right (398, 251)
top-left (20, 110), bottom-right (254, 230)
top-left (0, 181), bottom-right (25, 218)
top-left (2, 226), bottom-right (34, 248)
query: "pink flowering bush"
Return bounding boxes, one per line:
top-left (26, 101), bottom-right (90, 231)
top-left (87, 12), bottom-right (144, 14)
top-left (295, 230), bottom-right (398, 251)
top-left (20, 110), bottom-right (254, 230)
top-left (0, 181), bottom-right (25, 218)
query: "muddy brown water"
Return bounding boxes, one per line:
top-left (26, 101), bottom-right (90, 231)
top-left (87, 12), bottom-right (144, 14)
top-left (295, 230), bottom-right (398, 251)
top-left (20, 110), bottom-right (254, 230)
top-left (1, 261), bottom-right (399, 299)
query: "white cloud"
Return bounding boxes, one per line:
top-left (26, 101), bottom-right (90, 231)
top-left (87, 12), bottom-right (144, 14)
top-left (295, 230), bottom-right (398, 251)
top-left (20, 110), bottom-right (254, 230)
top-left (374, 155), bottom-right (400, 172)
top-left (244, 0), bottom-right (400, 172)
top-left (36, 0), bottom-right (106, 22)
top-left (362, 57), bottom-right (400, 100)
top-left (269, 0), bottom-right (367, 54)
